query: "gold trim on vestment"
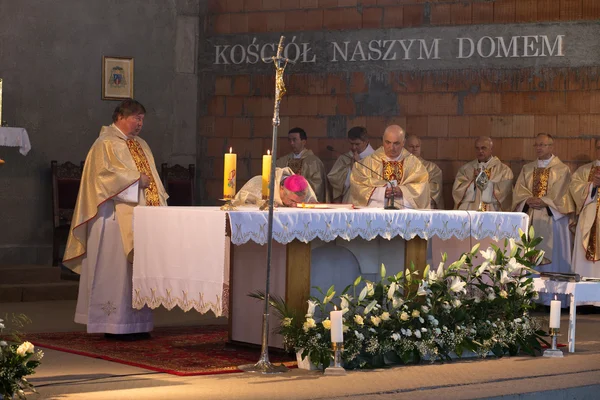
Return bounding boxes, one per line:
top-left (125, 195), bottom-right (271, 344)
top-left (287, 158), bottom-right (304, 175)
top-left (383, 160), bottom-right (404, 182)
top-left (126, 139), bottom-right (160, 206)
top-left (532, 168), bottom-right (550, 198)
top-left (586, 166), bottom-right (600, 261)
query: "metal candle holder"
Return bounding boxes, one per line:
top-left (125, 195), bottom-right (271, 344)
top-left (324, 342), bottom-right (346, 375)
top-left (543, 327), bottom-right (564, 358)
top-left (220, 199), bottom-right (237, 211)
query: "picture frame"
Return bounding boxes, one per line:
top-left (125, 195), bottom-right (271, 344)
top-left (102, 56), bottom-right (134, 100)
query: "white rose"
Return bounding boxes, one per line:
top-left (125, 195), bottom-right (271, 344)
top-left (0, 341), bottom-right (7, 347)
top-left (392, 333), bottom-right (401, 341)
top-left (405, 329), bottom-right (412, 337)
top-left (303, 318), bottom-right (316, 332)
top-left (414, 330), bottom-right (422, 339)
top-left (16, 341), bottom-right (34, 356)
top-left (380, 312), bottom-right (390, 321)
top-left (400, 312), bottom-right (409, 321)
top-left (354, 315), bottom-right (364, 326)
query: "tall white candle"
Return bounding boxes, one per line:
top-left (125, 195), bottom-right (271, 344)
top-left (330, 309), bottom-right (343, 343)
top-left (549, 297), bottom-right (561, 329)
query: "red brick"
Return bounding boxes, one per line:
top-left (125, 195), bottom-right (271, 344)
top-left (427, 116), bottom-right (449, 138)
top-left (557, 115), bottom-right (580, 137)
top-left (233, 76), bottom-right (251, 96)
top-left (316, 96), bottom-right (338, 115)
top-left (463, 93), bottom-right (502, 115)
top-left (515, 0), bottom-right (537, 22)
top-left (490, 116), bottom-right (513, 138)
top-left (560, 0), bottom-right (582, 19)
top-left (226, 97), bottom-right (244, 116)
top-left (472, 2), bottom-right (494, 24)
top-left (448, 116), bottom-right (469, 137)
top-left (534, 115), bottom-right (557, 135)
top-left (567, 69), bottom-right (589, 91)
top-left (501, 93), bottom-right (525, 114)
top-left (350, 72), bottom-right (368, 93)
top-left (284, 95), bottom-right (320, 116)
top-left (469, 116), bottom-right (492, 137)
top-left (437, 138), bottom-right (460, 160)
top-left (566, 92), bottom-right (591, 114)
top-left (230, 137), bottom-right (266, 158)
top-left (323, 8), bottom-right (362, 30)
top-left (229, 14), bottom-right (248, 33)
top-left (567, 138), bottom-right (594, 162)
top-left (383, 6), bottom-right (403, 28)
top-left (360, 0), bottom-right (378, 5)
top-left (206, 138), bottom-right (227, 158)
top-left (457, 138), bottom-right (475, 161)
top-left (208, 96), bottom-right (226, 115)
top-left (299, 0), bottom-right (319, 8)
top-left (591, 91), bottom-right (600, 113)
top-left (406, 116), bottom-right (428, 137)
top-left (512, 115), bottom-right (535, 138)
top-left (215, 117), bottom-right (234, 137)
top-left (425, 93), bottom-right (457, 116)
top-left (225, 0), bottom-right (244, 12)
top-left (212, 14), bottom-right (230, 34)
top-left (421, 138), bottom-right (439, 160)
top-left (253, 117), bottom-right (274, 137)
top-left (430, 4), bottom-right (450, 25)
top-left (494, 0), bottom-right (516, 23)
top-left (243, 97), bottom-right (261, 116)
top-left (280, 0), bottom-right (300, 9)
top-left (266, 11), bottom-right (286, 31)
top-left (580, 115), bottom-right (600, 135)
top-left (262, 0), bottom-right (282, 10)
top-left (247, 12), bottom-right (268, 32)
top-left (339, 0), bottom-right (358, 5)
top-left (286, 9), bottom-right (323, 30)
top-left (422, 71), bottom-right (448, 93)
top-left (336, 95), bottom-right (356, 115)
top-left (386, 116), bottom-right (407, 129)
top-left (232, 118), bottom-right (253, 137)
top-left (326, 74), bottom-right (349, 95)
top-left (534, 68), bottom-right (568, 91)
top-left (199, 116), bottom-right (216, 137)
top-left (287, 117), bottom-right (327, 136)
top-left (523, 92), bottom-right (565, 114)
top-left (583, 0), bottom-right (600, 19)
top-left (251, 75), bottom-right (275, 96)
top-left (319, 0), bottom-right (338, 7)
top-left (347, 116), bottom-right (367, 129)
top-left (403, 5), bottom-right (424, 27)
top-left (365, 116), bottom-right (388, 137)
top-left (208, 0), bottom-right (225, 13)
top-left (537, 0), bottom-right (560, 20)
top-left (362, 7), bottom-right (383, 29)
top-left (215, 76), bottom-right (232, 95)
top-left (397, 94), bottom-right (425, 116)
top-left (306, 75), bottom-right (328, 95)
top-left (451, 3), bottom-right (472, 25)
top-left (377, 0), bottom-right (400, 5)
top-left (244, 0), bottom-right (263, 11)
top-left (392, 71), bottom-right (422, 93)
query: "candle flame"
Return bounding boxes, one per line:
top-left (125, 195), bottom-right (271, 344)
top-left (334, 305), bottom-right (338, 311)
top-left (267, 149), bottom-right (271, 155)
top-left (229, 147), bottom-right (232, 153)
top-left (554, 294), bottom-right (557, 301)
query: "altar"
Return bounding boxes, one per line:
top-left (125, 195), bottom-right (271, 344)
top-left (132, 207), bottom-right (529, 347)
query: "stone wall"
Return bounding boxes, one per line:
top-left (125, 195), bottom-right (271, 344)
top-left (198, 0), bottom-right (600, 207)
top-left (0, 0), bottom-right (201, 263)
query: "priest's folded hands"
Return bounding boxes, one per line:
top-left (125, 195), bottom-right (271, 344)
top-left (385, 185), bottom-right (403, 199)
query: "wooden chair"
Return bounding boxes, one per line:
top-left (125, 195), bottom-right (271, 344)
top-left (161, 163), bottom-right (195, 206)
top-left (51, 160), bottom-right (83, 266)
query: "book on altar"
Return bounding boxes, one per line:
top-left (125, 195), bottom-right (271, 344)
top-left (294, 203), bottom-right (355, 210)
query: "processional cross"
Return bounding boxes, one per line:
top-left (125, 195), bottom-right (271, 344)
top-left (239, 36), bottom-right (293, 374)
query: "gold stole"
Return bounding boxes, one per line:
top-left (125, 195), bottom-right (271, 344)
top-left (287, 158), bottom-right (303, 175)
top-left (586, 166), bottom-right (600, 261)
top-left (126, 139), bottom-right (160, 206)
top-left (383, 160), bottom-right (404, 182)
top-left (533, 168), bottom-right (550, 197)
top-left (474, 167), bottom-right (491, 211)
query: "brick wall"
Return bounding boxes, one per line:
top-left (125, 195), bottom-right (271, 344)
top-left (199, 0), bottom-right (600, 208)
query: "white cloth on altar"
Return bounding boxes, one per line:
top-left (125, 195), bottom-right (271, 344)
top-left (75, 200), bottom-right (153, 334)
top-left (0, 127), bottom-right (31, 155)
top-left (132, 206), bottom-right (228, 315)
top-left (533, 279), bottom-right (600, 305)
top-left (572, 183), bottom-right (599, 305)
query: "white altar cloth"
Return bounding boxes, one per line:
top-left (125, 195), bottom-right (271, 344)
top-left (533, 278), bottom-right (600, 353)
top-left (132, 207), bottom-right (528, 316)
top-left (0, 127), bottom-right (31, 155)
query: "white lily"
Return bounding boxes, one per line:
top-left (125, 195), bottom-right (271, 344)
top-left (387, 282), bottom-right (397, 299)
top-left (392, 296), bottom-right (404, 309)
top-left (448, 276), bottom-right (466, 293)
top-left (306, 300), bottom-right (317, 317)
top-left (499, 270), bottom-right (514, 284)
top-left (508, 238), bottom-right (518, 257)
top-left (366, 281), bottom-right (375, 296)
top-left (340, 295), bottom-right (351, 311)
top-left (480, 247), bottom-right (496, 262)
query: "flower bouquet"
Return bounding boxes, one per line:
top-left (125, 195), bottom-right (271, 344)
top-left (0, 315), bottom-right (44, 399)
top-left (250, 228), bottom-right (549, 370)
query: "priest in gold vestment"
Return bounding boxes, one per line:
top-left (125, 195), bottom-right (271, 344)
top-left (276, 127), bottom-right (327, 202)
top-left (405, 135), bottom-right (444, 209)
top-left (348, 125), bottom-right (429, 209)
top-left (64, 100), bottom-right (168, 337)
top-left (452, 137), bottom-right (513, 211)
top-left (513, 134), bottom-right (575, 305)
top-left (570, 139), bottom-right (600, 288)
top-left (327, 126), bottom-right (374, 203)
top-left (233, 167), bottom-right (317, 206)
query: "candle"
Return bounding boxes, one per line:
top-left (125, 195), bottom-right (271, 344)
top-left (330, 309), bottom-right (343, 343)
top-left (223, 147), bottom-right (237, 200)
top-left (549, 296), bottom-right (561, 329)
top-left (262, 150), bottom-right (272, 200)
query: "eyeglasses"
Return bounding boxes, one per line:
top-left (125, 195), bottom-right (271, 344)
top-left (533, 144), bottom-right (552, 148)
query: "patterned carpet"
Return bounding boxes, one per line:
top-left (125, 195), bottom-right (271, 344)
top-left (25, 325), bottom-right (296, 376)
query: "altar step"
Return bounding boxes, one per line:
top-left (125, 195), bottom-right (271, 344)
top-left (0, 264), bottom-right (79, 302)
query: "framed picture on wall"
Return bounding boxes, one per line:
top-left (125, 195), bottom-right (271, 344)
top-left (102, 56), bottom-right (134, 100)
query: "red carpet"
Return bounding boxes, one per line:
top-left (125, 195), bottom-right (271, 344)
top-left (25, 325), bottom-right (296, 376)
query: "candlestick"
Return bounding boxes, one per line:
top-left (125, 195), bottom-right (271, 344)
top-left (223, 147), bottom-right (237, 200)
top-left (262, 150), bottom-right (272, 200)
top-left (0, 78), bottom-right (3, 126)
top-left (543, 327), bottom-right (564, 358)
top-left (324, 342), bottom-right (346, 375)
top-left (330, 309), bottom-right (343, 343)
top-left (549, 297), bottom-right (561, 329)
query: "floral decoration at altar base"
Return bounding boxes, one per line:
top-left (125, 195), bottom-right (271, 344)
top-left (296, 349), bottom-right (320, 371)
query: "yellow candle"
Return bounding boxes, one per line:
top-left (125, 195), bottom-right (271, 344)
top-left (223, 147), bottom-right (237, 199)
top-left (262, 150), bottom-right (272, 200)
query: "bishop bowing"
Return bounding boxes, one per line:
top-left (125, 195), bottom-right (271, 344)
top-left (276, 127), bottom-right (327, 202)
top-left (513, 134), bottom-right (575, 305)
top-left (453, 137), bottom-right (513, 211)
top-left (348, 125), bottom-right (429, 209)
top-left (570, 138), bottom-right (600, 286)
top-left (405, 135), bottom-right (444, 209)
top-left (327, 126), bottom-right (374, 203)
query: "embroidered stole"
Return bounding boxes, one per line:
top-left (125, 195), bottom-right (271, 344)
top-left (473, 168), bottom-right (491, 211)
top-left (586, 166), bottom-right (600, 261)
top-left (382, 160), bottom-right (404, 182)
top-left (287, 158), bottom-right (303, 175)
top-left (532, 168), bottom-right (550, 198)
top-left (126, 139), bottom-right (160, 206)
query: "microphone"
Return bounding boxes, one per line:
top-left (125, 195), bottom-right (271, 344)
top-left (327, 145), bottom-right (399, 210)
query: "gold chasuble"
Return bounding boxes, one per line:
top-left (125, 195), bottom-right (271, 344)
top-left (570, 162), bottom-right (600, 262)
top-left (452, 157), bottom-right (513, 211)
top-left (348, 147), bottom-right (429, 209)
top-left (63, 125), bottom-right (168, 273)
top-left (327, 153), bottom-right (354, 202)
top-left (420, 158), bottom-right (444, 209)
top-left (233, 167), bottom-right (317, 206)
top-left (512, 156), bottom-right (574, 261)
top-left (276, 149), bottom-right (327, 202)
